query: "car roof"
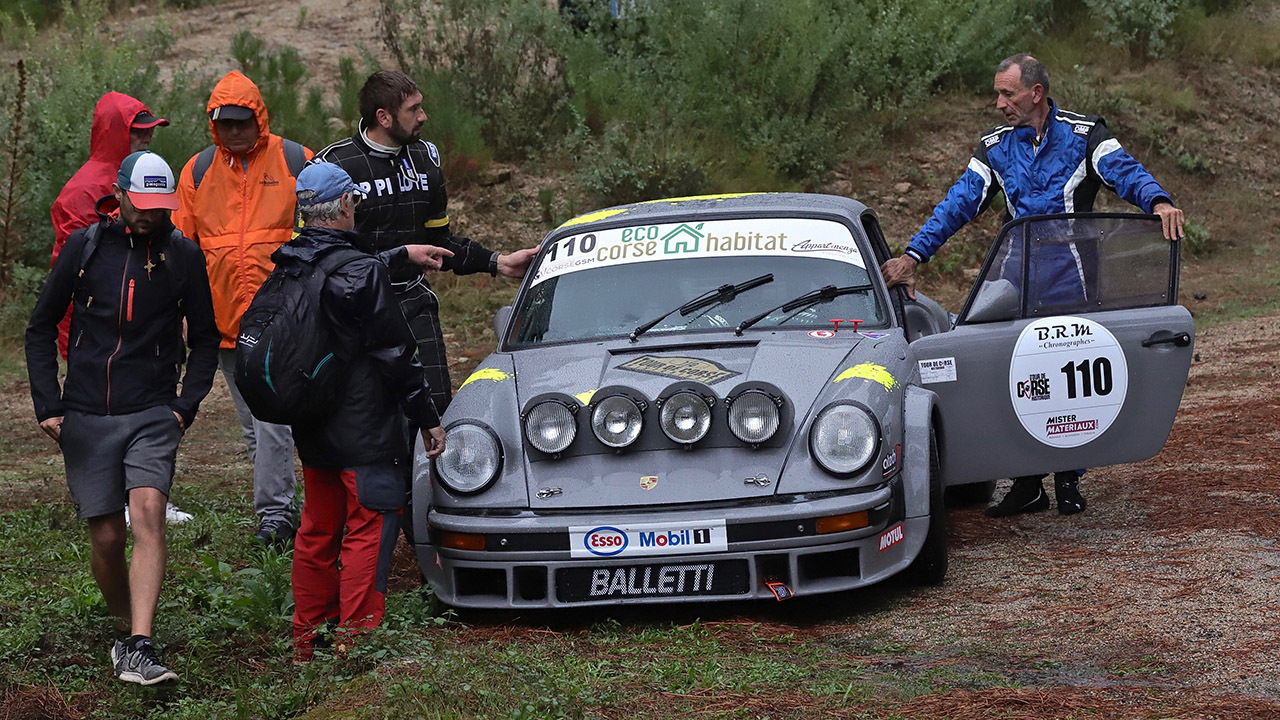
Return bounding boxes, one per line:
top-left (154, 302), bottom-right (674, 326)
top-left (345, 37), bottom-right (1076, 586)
top-left (550, 193), bottom-right (873, 239)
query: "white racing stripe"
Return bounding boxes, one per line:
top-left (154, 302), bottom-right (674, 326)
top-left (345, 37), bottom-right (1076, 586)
top-left (1092, 138), bottom-right (1123, 189)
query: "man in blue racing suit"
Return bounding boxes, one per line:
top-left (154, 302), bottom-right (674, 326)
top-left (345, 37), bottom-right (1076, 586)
top-left (881, 54), bottom-right (1186, 517)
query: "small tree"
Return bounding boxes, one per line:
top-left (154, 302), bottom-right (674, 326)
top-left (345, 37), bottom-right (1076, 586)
top-left (0, 59), bottom-right (30, 300)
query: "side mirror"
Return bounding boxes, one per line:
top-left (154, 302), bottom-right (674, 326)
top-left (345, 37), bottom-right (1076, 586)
top-left (494, 305), bottom-right (513, 340)
top-left (965, 279), bottom-right (1019, 323)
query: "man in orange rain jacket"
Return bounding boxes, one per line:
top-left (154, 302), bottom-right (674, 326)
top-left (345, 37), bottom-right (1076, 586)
top-left (173, 71), bottom-right (313, 547)
top-left (51, 92), bottom-right (169, 359)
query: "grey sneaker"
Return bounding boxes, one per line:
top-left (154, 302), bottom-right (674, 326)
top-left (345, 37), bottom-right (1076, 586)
top-left (111, 636), bottom-right (178, 686)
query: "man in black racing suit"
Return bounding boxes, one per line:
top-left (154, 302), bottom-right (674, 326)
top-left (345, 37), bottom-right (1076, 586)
top-left (314, 71), bottom-right (539, 547)
top-left (314, 71), bottom-right (539, 419)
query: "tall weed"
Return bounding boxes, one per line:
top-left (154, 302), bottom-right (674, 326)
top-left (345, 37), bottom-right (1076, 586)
top-left (379, 0), bottom-right (1054, 204)
top-left (384, 0), bottom-right (573, 160)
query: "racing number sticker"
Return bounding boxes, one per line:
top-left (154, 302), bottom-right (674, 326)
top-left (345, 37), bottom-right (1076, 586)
top-left (1009, 316), bottom-right (1128, 448)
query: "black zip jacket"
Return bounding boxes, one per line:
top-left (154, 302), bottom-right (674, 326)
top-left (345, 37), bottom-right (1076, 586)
top-left (26, 197), bottom-right (220, 426)
top-left (280, 226), bottom-right (440, 469)
top-left (313, 124), bottom-right (495, 284)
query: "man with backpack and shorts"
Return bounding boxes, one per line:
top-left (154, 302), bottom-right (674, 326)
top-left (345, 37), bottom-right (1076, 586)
top-left (26, 151), bottom-right (220, 685)
top-left (173, 70), bottom-right (314, 547)
top-left (238, 162), bottom-right (445, 659)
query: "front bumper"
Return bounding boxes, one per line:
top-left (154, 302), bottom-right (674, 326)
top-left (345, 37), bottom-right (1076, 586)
top-left (417, 478), bottom-right (928, 608)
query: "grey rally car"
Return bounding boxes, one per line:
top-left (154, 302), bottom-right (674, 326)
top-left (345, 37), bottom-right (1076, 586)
top-left (412, 193), bottom-right (1193, 608)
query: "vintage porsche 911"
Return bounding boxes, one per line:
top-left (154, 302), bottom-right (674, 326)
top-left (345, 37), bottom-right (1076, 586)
top-left (411, 193), bottom-right (1193, 608)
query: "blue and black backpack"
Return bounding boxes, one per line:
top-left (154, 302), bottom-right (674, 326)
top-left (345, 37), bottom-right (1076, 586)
top-left (234, 247), bottom-right (364, 425)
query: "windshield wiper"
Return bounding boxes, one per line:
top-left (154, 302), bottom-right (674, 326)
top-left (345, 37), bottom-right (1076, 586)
top-left (630, 273), bottom-right (774, 342)
top-left (734, 283), bottom-right (874, 336)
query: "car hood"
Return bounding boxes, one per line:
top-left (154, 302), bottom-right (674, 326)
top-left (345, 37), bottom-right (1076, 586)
top-left (514, 335), bottom-right (856, 406)
top-left (452, 331), bottom-right (894, 511)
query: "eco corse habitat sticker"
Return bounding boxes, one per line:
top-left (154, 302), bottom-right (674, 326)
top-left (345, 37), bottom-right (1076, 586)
top-left (530, 218), bottom-right (866, 287)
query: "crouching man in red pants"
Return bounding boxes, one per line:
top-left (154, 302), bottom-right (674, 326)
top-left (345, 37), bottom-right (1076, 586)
top-left (281, 163), bottom-right (446, 659)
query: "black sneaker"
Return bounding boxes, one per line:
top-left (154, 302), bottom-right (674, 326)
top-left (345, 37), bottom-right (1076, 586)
top-left (984, 477), bottom-right (1050, 517)
top-left (112, 636), bottom-right (178, 686)
top-left (1055, 471), bottom-right (1087, 515)
top-left (255, 516), bottom-right (296, 548)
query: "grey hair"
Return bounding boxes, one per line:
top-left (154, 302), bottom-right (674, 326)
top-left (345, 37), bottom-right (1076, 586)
top-left (997, 54), bottom-right (1049, 96)
top-left (298, 196), bottom-right (344, 225)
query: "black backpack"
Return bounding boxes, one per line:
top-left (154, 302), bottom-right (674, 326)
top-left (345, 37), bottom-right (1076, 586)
top-left (234, 247), bottom-right (365, 425)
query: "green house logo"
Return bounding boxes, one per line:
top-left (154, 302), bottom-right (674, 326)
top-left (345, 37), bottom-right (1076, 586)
top-left (661, 223), bottom-right (705, 254)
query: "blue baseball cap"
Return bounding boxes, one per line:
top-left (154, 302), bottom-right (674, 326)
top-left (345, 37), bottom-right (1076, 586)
top-left (117, 151), bottom-right (179, 210)
top-left (295, 162), bottom-right (366, 207)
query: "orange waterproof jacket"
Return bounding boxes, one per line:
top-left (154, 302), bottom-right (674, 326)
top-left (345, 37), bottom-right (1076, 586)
top-left (173, 71), bottom-right (313, 348)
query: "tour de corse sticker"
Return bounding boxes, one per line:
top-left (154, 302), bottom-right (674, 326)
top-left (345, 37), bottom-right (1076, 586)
top-left (1008, 316), bottom-right (1129, 449)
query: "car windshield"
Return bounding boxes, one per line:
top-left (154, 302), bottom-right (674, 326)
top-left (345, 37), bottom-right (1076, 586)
top-left (509, 217), bottom-right (885, 347)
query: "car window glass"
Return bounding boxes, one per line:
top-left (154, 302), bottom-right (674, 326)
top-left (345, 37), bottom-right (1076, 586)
top-left (965, 214), bottom-right (1175, 323)
top-left (511, 218), bottom-right (885, 347)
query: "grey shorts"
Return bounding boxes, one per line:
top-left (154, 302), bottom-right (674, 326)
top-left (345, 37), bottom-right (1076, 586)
top-left (60, 406), bottom-right (184, 519)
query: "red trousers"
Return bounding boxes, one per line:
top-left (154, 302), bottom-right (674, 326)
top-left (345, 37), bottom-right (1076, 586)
top-left (292, 465), bottom-right (401, 659)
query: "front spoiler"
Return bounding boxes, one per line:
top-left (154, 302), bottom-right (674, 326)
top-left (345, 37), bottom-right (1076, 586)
top-left (417, 481), bottom-right (930, 608)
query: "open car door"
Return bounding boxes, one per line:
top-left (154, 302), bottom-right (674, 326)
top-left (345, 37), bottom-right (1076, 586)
top-left (909, 213), bottom-right (1193, 485)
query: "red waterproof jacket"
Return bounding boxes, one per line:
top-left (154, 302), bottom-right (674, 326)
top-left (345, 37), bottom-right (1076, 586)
top-left (49, 92), bottom-right (156, 356)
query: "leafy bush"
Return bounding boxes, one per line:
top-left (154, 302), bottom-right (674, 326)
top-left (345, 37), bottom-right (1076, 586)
top-left (378, 0), bottom-right (1054, 203)
top-left (577, 128), bottom-right (709, 206)
top-left (383, 0), bottom-right (573, 160)
top-left (1083, 0), bottom-right (1186, 57)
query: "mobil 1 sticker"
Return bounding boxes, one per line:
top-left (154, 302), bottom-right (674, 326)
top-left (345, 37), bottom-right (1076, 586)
top-left (569, 520), bottom-right (728, 559)
top-left (1009, 316), bottom-right (1128, 448)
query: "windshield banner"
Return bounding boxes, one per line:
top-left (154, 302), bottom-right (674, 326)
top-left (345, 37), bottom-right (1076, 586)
top-left (530, 218), bottom-right (866, 287)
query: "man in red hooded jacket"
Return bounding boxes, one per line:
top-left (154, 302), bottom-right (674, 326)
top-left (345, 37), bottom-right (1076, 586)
top-left (51, 92), bottom-right (169, 359)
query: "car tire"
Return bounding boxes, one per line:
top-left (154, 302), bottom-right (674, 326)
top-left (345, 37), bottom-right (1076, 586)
top-left (946, 479), bottom-right (997, 506)
top-left (906, 426), bottom-right (947, 586)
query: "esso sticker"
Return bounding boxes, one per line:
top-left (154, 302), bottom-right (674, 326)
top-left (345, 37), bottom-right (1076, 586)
top-left (1009, 316), bottom-right (1128, 448)
top-left (808, 330), bottom-right (835, 339)
top-left (583, 527), bottom-right (628, 556)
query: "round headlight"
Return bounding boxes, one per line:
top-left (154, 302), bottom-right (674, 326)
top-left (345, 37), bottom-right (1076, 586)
top-left (525, 401), bottom-right (577, 454)
top-left (591, 395), bottom-right (644, 448)
top-left (810, 403), bottom-right (879, 476)
top-left (436, 423), bottom-right (502, 494)
top-left (728, 391), bottom-right (780, 444)
top-left (659, 391), bottom-right (712, 444)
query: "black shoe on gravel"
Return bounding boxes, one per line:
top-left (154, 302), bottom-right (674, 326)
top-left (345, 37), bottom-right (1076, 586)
top-left (984, 477), bottom-right (1050, 518)
top-left (112, 636), bottom-right (178, 686)
top-left (1055, 471), bottom-right (1087, 515)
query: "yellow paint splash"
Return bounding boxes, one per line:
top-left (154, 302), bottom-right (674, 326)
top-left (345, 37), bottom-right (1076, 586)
top-left (638, 192), bottom-right (765, 205)
top-left (557, 208), bottom-right (630, 229)
top-left (833, 363), bottom-right (899, 391)
top-left (557, 194), bottom-right (766, 230)
top-left (459, 368), bottom-right (511, 390)
top-left (574, 389), bottom-right (598, 405)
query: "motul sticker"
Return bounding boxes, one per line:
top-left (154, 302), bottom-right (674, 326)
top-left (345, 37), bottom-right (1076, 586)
top-left (1009, 316), bottom-right (1128, 448)
top-left (878, 523), bottom-right (904, 552)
